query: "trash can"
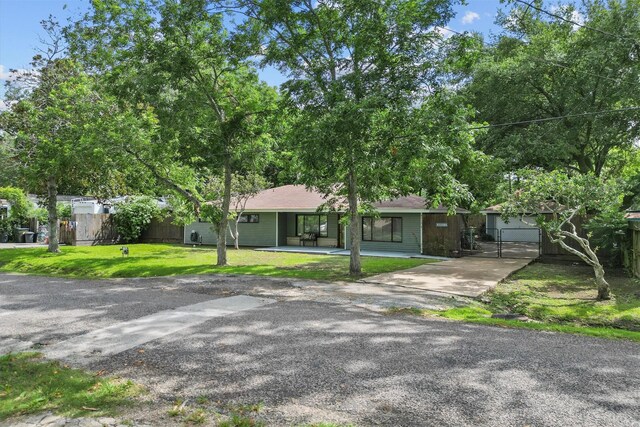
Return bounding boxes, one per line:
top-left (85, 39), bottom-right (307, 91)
top-left (22, 232), bottom-right (35, 243)
top-left (14, 228), bottom-right (29, 243)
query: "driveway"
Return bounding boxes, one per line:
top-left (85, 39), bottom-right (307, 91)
top-left (363, 257), bottom-right (533, 297)
top-left (1, 273), bottom-right (639, 426)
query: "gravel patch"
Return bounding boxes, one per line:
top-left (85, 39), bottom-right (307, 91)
top-left (2, 273), bottom-right (639, 426)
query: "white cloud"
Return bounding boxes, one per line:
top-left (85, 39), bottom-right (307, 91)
top-left (462, 11), bottom-right (480, 25)
top-left (0, 65), bottom-right (32, 81)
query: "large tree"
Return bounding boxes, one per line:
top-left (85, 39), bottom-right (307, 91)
top-left (0, 60), bottom-right (156, 252)
top-left (467, 0), bottom-right (640, 176)
top-left (223, 0), bottom-right (473, 274)
top-left (68, 0), bottom-right (278, 265)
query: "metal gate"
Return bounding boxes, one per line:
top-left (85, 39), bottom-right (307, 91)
top-left (461, 227), bottom-right (500, 258)
top-left (461, 227), bottom-right (541, 259)
top-left (498, 228), bottom-right (541, 259)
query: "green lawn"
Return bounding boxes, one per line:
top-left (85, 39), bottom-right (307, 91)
top-left (0, 353), bottom-right (142, 420)
top-left (390, 263), bottom-right (640, 341)
top-left (0, 244), bottom-right (434, 281)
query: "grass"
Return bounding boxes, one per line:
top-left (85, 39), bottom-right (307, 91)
top-left (0, 352), bottom-right (142, 420)
top-left (0, 243), bottom-right (434, 282)
top-left (389, 262), bottom-right (640, 342)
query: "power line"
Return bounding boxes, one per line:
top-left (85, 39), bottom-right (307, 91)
top-left (436, 22), bottom-right (638, 90)
top-left (466, 106), bottom-right (640, 130)
top-left (513, 0), bottom-right (638, 46)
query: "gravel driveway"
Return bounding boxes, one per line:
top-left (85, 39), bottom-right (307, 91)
top-left (1, 273), bottom-right (639, 426)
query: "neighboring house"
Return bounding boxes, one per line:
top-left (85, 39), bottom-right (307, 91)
top-left (481, 204), bottom-right (544, 243)
top-left (185, 185), bottom-right (469, 256)
top-left (69, 196), bottom-right (170, 215)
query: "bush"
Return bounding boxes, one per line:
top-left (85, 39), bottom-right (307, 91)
top-left (113, 196), bottom-right (163, 243)
top-left (0, 218), bottom-right (12, 239)
top-left (0, 187), bottom-right (31, 226)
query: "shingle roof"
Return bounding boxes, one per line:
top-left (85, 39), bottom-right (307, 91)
top-left (625, 211), bottom-right (640, 220)
top-left (243, 185), bottom-right (468, 213)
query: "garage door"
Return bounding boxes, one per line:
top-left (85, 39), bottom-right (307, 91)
top-left (497, 216), bottom-right (540, 243)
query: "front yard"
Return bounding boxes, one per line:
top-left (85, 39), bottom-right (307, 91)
top-left (391, 263), bottom-right (640, 341)
top-left (0, 244), bottom-right (434, 282)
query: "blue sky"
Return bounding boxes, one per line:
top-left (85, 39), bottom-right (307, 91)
top-left (0, 0), bottom-right (506, 100)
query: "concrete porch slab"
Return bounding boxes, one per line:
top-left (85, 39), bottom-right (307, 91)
top-left (255, 246), bottom-right (342, 255)
top-left (362, 257), bottom-right (533, 297)
top-left (256, 246), bottom-right (449, 260)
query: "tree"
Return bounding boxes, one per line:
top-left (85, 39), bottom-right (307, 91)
top-left (68, 0), bottom-right (278, 265)
top-left (224, 0), bottom-right (472, 275)
top-left (501, 169), bottom-right (619, 300)
top-left (0, 58), bottom-right (156, 253)
top-left (466, 0), bottom-right (640, 176)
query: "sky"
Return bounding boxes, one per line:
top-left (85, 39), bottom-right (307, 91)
top-left (0, 0), bottom-right (506, 101)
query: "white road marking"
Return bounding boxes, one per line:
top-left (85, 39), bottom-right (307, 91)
top-left (44, 295), bottom-right (275, 364)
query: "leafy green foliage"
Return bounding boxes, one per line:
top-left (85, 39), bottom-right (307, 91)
top-left (502, 169), bottom-right (621, 299)
top-left (466, 0), bottom-right (640, 175)
top-left (113, 197), bottom-right (164, 243)
top-left (57, 202), bottom-right (72, 220)
top-left (227, 0), bottom-right (474, 273)
top-left (0, 187), bottom-right (31, 225)
top-left (68, 0), bottom-right (280, 266)
top-left (0, 352), bottom-right (141, 419)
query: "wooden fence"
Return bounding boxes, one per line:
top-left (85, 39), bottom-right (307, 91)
top-left (630, 221), bottom-right (640, 278)
top-left (60, 214), bottom-right (183, 246)
top-left (140, 217), bottom-right (184, 243)
top-left (60, 214), bottom-right (118, 246)
top-left (422, 213), bottom-right (464, 257)
top-left (540, 214), bottom-right (589, 257)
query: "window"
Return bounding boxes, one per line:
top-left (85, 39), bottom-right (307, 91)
top-left (362, 217), bottom-right (402, 242)
top-left (238, 214), bottom-right (259, 223)
top-left (296, 214), bottom-right (328, 237)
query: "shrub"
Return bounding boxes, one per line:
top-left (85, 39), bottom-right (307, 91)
top-left (0, 187), bottom-right (31, 226)
top-left (113, 196), bottom-right (163, 243)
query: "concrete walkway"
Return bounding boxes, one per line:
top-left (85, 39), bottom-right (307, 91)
top-left (363, 257), bottom-right (533, 297)
top-left (45, 295), bottom-right (275, 366)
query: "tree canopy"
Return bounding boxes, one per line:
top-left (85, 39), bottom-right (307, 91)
top-left (466, 0), bottom-right (640, 176)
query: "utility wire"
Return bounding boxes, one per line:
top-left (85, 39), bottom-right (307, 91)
top-left (435, 26), bottom-right (636, 90)
top-left (466, 106), bottom-right (640, 130)
top-left (513, 0), bottom-right (639, 45)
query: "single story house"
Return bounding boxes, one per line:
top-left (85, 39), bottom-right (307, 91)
top-left (185, 185), bottom-right (469, 256)
top-left (481, 204), bottom-right (544, 243)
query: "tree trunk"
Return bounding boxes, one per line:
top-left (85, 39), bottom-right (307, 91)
top-left (46, 176), bottom-right (60, 253)
top-left (347, 168), bottom-right (361, 276)
top-left (216, 157), bottom-right (232, 266)
top-left (594, 263), bottom-right (611, 300)
top-left (234, 220), bottom-right (239, 250)
top-left (551, 227), bottom-right (612, 301)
